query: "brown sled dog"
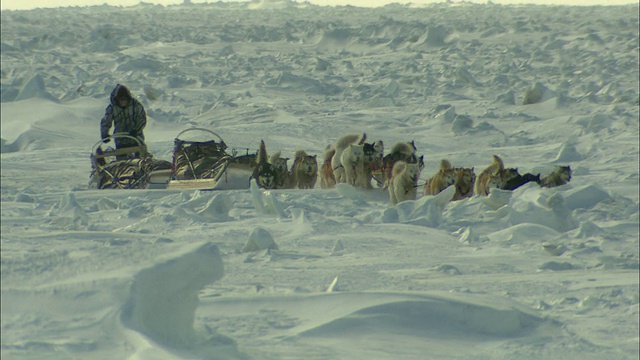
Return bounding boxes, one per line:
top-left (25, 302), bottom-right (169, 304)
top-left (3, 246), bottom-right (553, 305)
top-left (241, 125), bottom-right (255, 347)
top-left (291, 150), bottom-right (318, 189)
top-left (320, 147), bottom-right (337, 189)
top-left (474, 155), bottom-right (519, 196)
top-left (452, 167), bottom-right (476, 200)
top-left (423, 159), bottom-right (457, 196)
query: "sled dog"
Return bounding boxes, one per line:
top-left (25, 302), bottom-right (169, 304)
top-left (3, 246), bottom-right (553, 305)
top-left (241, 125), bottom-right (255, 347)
top-left (341, 143), bottom-right (366, 187)
top-left (388, 161), bottom-right (422, 205)
top-left (331, 133), bottom-right (367, 184)
top-left (362, 140), bottom-right (384, 188)
top-left (269, 151), bottom-right (291, 189)
top-left (320, 147), bottom-right (337, 189)
top-left (501, 172), bottom-right (541, 191)
top-left (474, 155), bottom-right (519, 196)
top-left (379, 140), bottom-right (418, 186)
top-left (541, 166), bottom-right (572, 188)
top-left (424, 159), bottom-right (457, 196)
top-left (251, 140), bottom-right (276, 189)
top-left (292, 150), bottom-right (318, 189)
top-left (452, 167), bottom-right (476, 200)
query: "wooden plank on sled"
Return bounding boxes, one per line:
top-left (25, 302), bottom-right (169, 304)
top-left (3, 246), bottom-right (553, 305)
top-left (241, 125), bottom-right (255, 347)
top-left (166, 178), bottom-right (221, 190)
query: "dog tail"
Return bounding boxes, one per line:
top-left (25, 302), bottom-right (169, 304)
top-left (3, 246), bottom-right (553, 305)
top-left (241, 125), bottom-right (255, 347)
top-left (439, 159), bottom-right (452, 170)
top-left (390, 142), bottom-right (416, 156)
top-left (490, 155), bottom-right (504, 174)
top-left (323, 147), bottom-right (335, 163)
top-left (269, 151), bottom-right (282, 164)
top-left (334, 133), bottom-right (361, 150)
top-left (294, 149), bottom-right (308, 161)
top-left (293, 149), bottom-right (308, 168)
top-left (391, 161), bottom-right (407, 178)
top-left (321, 148), bottom-right (337, 188)
top-left (257, 140), bottom-right (268, 165)
top-left (357, 132), bottom-right (367, 145)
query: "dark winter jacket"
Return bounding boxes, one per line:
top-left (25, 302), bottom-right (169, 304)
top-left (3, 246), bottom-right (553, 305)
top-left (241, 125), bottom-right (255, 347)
top-left (100, 84), bottom-right (147, 146)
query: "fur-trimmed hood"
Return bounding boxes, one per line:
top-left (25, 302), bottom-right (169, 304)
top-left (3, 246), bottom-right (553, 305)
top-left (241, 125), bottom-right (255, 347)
top-left (109, 84), bottom-right (133, 106)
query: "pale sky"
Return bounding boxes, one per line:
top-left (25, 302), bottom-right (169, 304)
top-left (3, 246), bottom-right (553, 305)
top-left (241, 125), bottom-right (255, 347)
top-left (0, 0), bottom-right (636, 11)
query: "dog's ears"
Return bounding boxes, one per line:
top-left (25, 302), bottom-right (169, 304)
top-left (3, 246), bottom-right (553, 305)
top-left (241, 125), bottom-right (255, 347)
top-left (312, 155), bottom-right (317, 159)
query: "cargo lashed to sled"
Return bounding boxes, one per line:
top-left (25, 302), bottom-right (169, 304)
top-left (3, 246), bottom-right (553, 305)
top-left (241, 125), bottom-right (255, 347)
top-left (167, 128), bottom-right (254, 190)
top-left (89, 133), bottom-right (171, 190)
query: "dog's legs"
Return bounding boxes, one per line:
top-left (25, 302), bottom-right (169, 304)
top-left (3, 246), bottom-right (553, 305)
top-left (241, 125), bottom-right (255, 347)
top-left (388, 185), bottom-right (397, 205)
top-left (356, 163), bottom-right (367, 188)
top-left (334, 166), bottom-right (345, 184)
top-left (344, 164), bottom-right (354, 186)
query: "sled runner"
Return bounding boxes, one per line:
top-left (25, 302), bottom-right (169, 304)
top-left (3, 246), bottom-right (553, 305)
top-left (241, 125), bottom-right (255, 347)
top-left (89, 134), bottom-right (171, 189)
top-left (167, 128), bottom-right (254, 190)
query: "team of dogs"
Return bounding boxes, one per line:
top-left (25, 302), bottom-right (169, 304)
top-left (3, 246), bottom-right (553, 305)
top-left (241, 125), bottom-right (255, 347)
top-left (248, 133), bottom-right (572, 205)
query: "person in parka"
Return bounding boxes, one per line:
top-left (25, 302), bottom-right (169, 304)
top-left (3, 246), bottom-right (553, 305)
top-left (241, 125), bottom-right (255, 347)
top-left (100, 84), bottom-right (147, 153)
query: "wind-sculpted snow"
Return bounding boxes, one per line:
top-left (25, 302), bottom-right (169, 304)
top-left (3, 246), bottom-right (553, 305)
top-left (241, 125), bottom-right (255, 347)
top-left (121, 242), bottom-right (248, 359)
top-left (1, 2), bottom-right (639, 360)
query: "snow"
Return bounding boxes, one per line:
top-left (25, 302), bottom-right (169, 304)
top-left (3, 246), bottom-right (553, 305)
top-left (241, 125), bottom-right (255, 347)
top-left (1, 1), bottom-right (639, 359)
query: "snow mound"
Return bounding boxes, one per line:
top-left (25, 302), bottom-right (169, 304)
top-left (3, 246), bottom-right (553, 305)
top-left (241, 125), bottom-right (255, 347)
top-left (121, 242), bottom-right (246, 358)
top-left (486, 223), bottom-right (561, 244)
top-left (298, 294), bottom-right (549, 338)
top-left (14, 74), bottom-right (58, 102)
top-left (242, 227), bottom-right (279, 252)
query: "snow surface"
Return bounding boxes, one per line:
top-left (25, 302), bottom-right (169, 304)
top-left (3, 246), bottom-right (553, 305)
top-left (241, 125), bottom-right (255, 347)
top-left (1, 1), bottom-right (639, 359)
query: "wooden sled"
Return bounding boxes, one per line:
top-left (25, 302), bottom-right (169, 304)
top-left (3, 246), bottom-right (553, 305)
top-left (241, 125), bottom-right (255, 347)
top-left (89, 133), bottom-right (171, 190)
top-left (168, 128), bottom-right (254, 190)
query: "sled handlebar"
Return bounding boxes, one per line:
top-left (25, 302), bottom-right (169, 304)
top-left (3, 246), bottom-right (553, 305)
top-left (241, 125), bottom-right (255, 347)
top-left (174, 127), bottom-right (224, 143)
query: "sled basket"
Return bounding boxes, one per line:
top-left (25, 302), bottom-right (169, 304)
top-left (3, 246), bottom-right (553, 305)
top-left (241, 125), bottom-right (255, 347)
top-left (171, 128), bottom-right (232, 181)
top-left (89, 134), bottom-right (155, 189)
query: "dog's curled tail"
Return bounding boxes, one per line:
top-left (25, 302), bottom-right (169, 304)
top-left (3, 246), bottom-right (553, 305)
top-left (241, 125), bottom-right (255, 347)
top-left (294, 149), bottom-right (308, 161)
top-left (323, 147), bottom-right (336, 163)
top-left (391, 161), bottom-right (407, 178)
top-left (390, 141), bottom-right (416, 156)
top-left (257, 140), bottom-right (268, 165)
top-left (269, 151), bottom-right (282, 164)
top-left (490, 155), bottom-right (505, 174)
top-left (439, 159), bottom-right (452, 170)
top-left (357, 132), bottom-right (367, 145)
top-left (334, 133), bottom-right (365, 150)
top-left (293, 149), bottom-right (308, 167)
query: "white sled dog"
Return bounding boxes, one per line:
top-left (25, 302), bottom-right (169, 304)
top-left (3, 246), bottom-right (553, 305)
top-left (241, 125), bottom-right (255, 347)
top-left (330, 133), bottom-right (367, 184)
top-left (341, 143), bottom-right (366, 187)
top-left (388, 161), bottom-right (422, 205)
